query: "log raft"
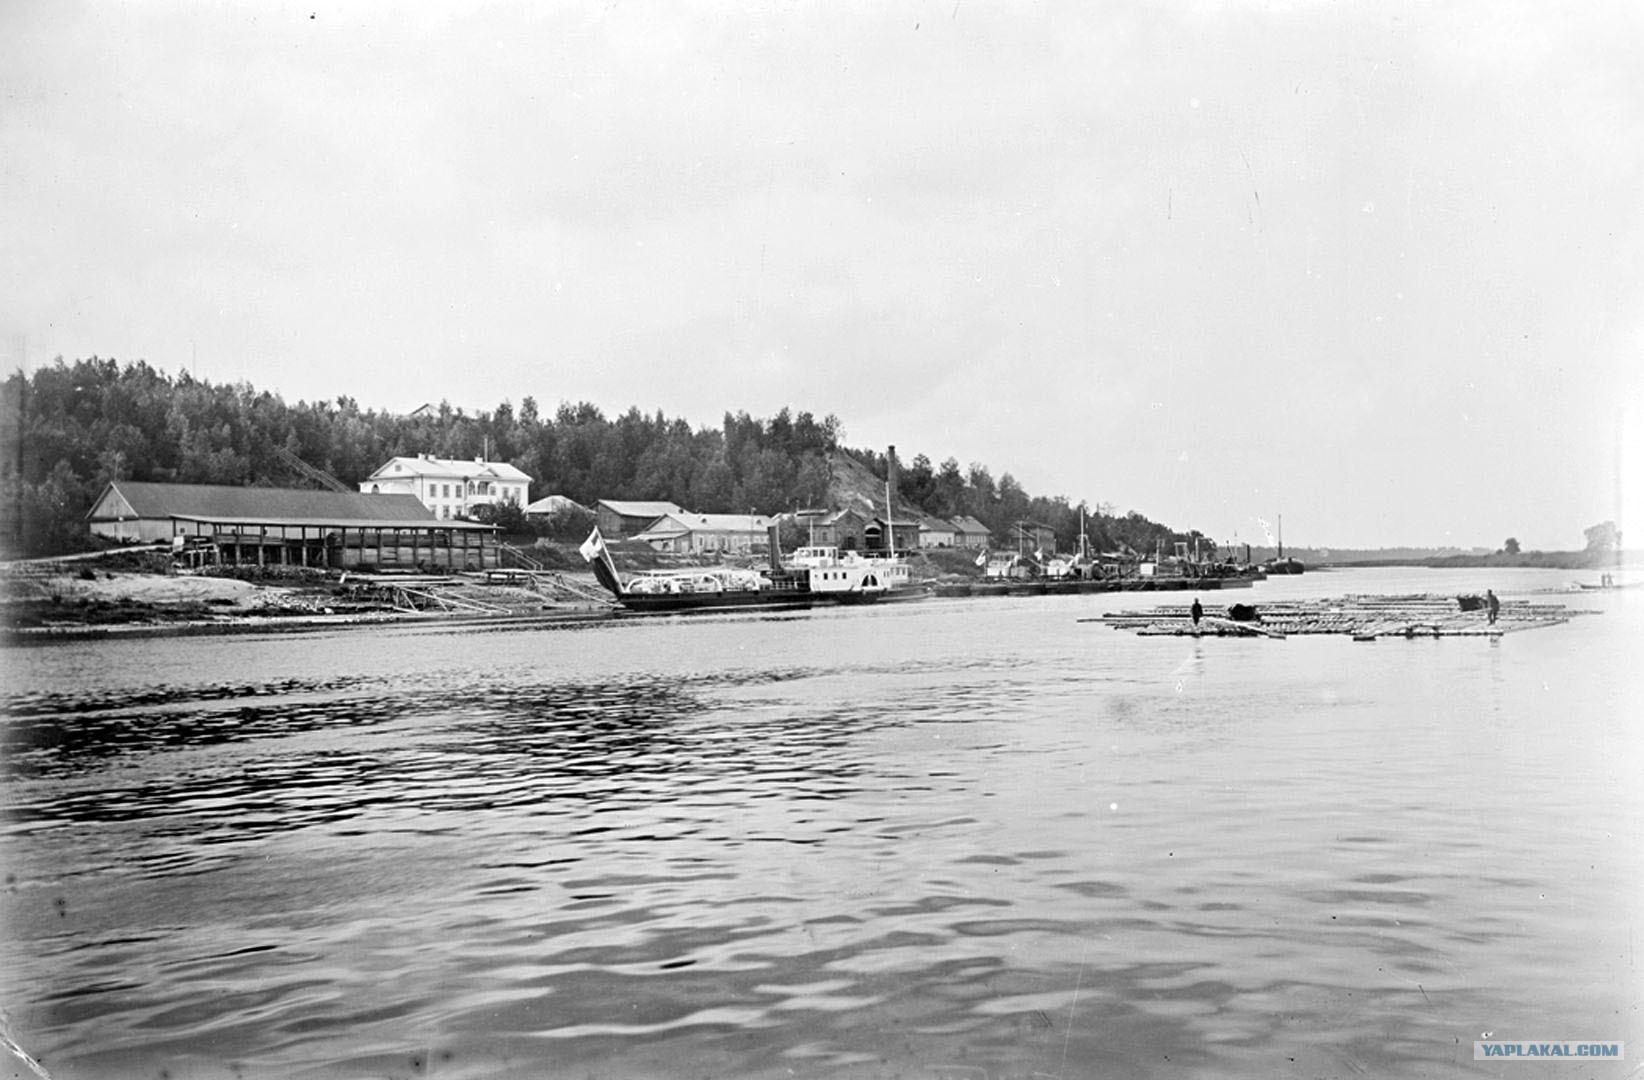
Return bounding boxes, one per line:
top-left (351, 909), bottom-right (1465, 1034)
top-left (1090, 594), bottom-right (1592, 640)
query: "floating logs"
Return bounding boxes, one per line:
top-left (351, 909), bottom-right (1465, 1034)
top-left (1089, 593), bottom-right (1593, 640)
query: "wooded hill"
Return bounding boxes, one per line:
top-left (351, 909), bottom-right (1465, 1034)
top-left (1, 357), bottom-right (1205, 559)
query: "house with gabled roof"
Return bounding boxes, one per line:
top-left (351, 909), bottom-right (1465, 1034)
top-left (867, 515), bottom-right (921, 554)
top-left (632, 512), bottom-right (775, 555)
top-left (86, 480), bottom-right (500, 570)
top-left (801, 507), bottom-right (869, 551)
top-left (950, 516), bottom-right (991, 549)
top-left (595, 500), bottom-right (687, 538)
top-left (360, 454), bottom-right (531, 521)
top-left (918, 516), bottom-right (957, 549)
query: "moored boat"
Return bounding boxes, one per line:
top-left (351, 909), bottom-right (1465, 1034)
top-left (580, 529), bottom-right (928, 614)
top-left (615, 565), bottom-right (814, 613)
top-left (789, 545), bottom-right (914, 601)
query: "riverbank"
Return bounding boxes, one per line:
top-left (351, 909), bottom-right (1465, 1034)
top-left (0, 562), bottom-right (616, 644)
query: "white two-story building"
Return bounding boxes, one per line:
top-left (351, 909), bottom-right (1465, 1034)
top-left (360, 454), bottom-right (532, 520)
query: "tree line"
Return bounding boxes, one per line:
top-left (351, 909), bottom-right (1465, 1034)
top-left (1, 357), bottom-right (1202, 559)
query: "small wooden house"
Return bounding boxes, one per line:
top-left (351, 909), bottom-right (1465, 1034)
top-left (918, 516), bottom-right (958, 549)
top-left (803, 508), bottom-right (870, 551)
top-left (1013, 520), bottom-right (1058, 556)
top-left (867, 515), bottom-right (921, 554)
top-left (632, 513), bottom-right (775, 555)
top-left (595, 500), bottom-right (686, 538)
top-left (950, 516), bottom-right (991, 549)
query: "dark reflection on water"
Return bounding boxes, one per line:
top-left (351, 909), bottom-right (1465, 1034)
top-left (1, 668), bottom-right (824, 779)
top-left (1, 576), bottom-right (1639, 1080)
top-left (2, 669), bottom-right (894, 847)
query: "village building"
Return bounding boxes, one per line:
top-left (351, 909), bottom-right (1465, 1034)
top-left (595, 500), bottom-right (687, 538)
top-left (631, 513), bottom-right (775, 555)
top-left (358, 454), bottom-right (531, 520)
top-left (799, 508), bottom-right (870, 551)
top-left (950, 516), bottom-right (991, 549)
top-left (918, 516), bottom-right (957, 549)
top-left (1013, 520), bottom-right (1059, 556)
top-left (86, 481), bottom-right (500, 570)
top-left (867, 515), bottom-right (922, 554)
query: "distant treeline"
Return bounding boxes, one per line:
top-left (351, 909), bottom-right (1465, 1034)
top-left (1, 357), bottom-right (1201, 558)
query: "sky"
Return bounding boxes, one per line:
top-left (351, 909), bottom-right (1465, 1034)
top-left (3, 0), bottom-right (1640, 551)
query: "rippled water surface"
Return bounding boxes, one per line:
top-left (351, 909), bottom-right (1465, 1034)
top-left (3, 568), bottom-right (1640, 1079)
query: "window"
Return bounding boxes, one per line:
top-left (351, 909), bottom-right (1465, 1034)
top-left (443, 484), bottom-right (451, 498)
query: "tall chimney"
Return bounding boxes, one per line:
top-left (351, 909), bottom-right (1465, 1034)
top-left (885, 445), bottom-right (899, 555)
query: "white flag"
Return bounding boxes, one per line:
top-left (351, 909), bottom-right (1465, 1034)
top-left (975, 549), bottom-right (987, 567)
top-left (579, 528), bottom-right (605, 562)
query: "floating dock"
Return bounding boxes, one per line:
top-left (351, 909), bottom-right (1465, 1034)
top-left (1091, 594), bottom-right (1593, 640)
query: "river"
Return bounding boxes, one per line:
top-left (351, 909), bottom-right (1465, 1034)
top-left (2, 567), bottom-right (1640, 1079)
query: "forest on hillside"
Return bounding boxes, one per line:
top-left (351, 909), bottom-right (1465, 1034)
top-left (1, 357), bottom-right (1203, 559)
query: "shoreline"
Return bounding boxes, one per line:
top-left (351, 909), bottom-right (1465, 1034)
top-left (1, 606), bottom-right (617, 647)
top-left (0, 565), bottom-right (618, 647)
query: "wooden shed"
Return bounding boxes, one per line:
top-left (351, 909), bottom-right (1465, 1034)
top-left (86, 481), bottom-right (500, 571)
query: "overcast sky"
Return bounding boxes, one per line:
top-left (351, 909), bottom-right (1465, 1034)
top-left (4, 1), bottom-right (1639, 550)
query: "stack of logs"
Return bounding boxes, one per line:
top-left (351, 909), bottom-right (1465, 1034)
top-left (1095, 594), bottom-right (1590, 640)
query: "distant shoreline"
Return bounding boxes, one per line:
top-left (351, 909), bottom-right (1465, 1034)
top-left (1318, 551), bottom-right (1636, 571)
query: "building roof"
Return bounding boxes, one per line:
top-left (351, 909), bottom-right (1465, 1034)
top-left (524, 495), bottom-right (587, 516)
top-left (364, 455), bottom-right (532, 483)
top-left (598, 500), bottom-right (687, 518)
top-left (636, 513), bottom-right (774, 539)
top-left (86, 481), bottom-right (492, 529)
top-left (951, 516), bottom-right (990, 534)
top-left (918, 515), bottom-right (957, 531)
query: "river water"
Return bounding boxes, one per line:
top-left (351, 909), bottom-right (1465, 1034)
top-left (1, 567), bottom-right (1639, 1079)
